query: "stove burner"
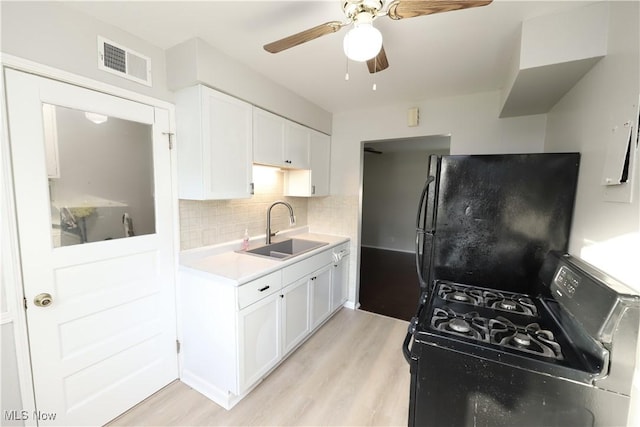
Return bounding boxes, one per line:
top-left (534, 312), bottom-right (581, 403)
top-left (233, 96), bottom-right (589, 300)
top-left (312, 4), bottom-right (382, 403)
top-left (513, 332), bottom-right (531, 347)
top-left (430, 308), bottom-right (489, 342)
top-left (484, 291), bottom-right (538, 316)
top-left (499, 299), bottom-right (518, 311)
top-left (451, 292), bottom-right (471, 302)
top-left (449, 318), bottom-right (471, 333)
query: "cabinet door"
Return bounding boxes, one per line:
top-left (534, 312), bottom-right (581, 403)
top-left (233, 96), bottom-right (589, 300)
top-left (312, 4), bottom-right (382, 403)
top-left (202, 88), bottom-right (253, 199)
top-left (310, 130), bottom-right (330, 196)
top-left (176, 85), bottom-right (253, 200)
top-left (281, 278), bottom-right (310, 355)
top-left (237, 292), bottom-right (280, 394)
top-left (284, 122), bottom-right (310, 169)
top-left (310, 265), bottom-right (332, 330)
top-left (331, 254), bottom-right (349, 312)
top-left (253, 108), bottom-right (284, 167)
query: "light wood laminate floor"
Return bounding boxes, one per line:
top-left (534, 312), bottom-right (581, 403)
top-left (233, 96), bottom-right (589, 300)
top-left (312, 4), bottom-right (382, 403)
top-left (108, 309), bottom-right (411, 426)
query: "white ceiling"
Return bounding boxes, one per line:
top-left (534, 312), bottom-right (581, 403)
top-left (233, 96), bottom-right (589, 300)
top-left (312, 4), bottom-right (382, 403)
top-left (63, 0), bottom-right (594, 114)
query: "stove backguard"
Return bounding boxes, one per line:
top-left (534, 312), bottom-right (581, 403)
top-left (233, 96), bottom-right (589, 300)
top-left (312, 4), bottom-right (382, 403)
top-left (539, 252), bottom-right (640, 396)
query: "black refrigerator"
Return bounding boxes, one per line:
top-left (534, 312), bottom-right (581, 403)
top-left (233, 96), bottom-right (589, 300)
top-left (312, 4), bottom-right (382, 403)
top-left (415, 153), bottom-right (581, 296)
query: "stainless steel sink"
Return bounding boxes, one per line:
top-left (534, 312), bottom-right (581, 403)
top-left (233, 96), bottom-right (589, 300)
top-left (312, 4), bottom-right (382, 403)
top-left (238, 238), bottom-right (327, 261)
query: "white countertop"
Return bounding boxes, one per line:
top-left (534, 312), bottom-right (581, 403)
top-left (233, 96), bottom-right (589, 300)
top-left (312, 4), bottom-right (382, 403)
top-left (180, 227), bottom-right (349, 285)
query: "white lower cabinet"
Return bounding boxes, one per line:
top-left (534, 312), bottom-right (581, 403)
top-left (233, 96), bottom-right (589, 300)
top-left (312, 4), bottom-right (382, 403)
top-left (311, 265), bottom-right (332, 329)
top-left (178, 241), bottom-right (349, 410)
top-left (238, 292), bottom-right (281, 394)
top-left (281, 278), bottom-right (310, 355)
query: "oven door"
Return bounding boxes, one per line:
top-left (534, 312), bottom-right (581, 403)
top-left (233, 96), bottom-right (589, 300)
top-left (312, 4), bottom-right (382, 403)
top-left (408, 335), bottom-right (628, 427)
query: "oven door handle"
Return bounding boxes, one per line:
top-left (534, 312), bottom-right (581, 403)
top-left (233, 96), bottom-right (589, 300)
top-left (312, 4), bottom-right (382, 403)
top-left (403, 300), bottom-right (425, 364)
top-left (402, 329), bottom-right (414, 364)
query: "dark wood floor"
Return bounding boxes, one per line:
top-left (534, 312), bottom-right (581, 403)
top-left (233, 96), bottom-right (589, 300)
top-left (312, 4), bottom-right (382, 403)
top-left (359, 246), bottom-right (421, 321)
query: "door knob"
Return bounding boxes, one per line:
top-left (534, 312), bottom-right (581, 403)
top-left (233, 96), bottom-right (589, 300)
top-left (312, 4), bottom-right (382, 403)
top-left (34, 293), bottom-right (53, 307)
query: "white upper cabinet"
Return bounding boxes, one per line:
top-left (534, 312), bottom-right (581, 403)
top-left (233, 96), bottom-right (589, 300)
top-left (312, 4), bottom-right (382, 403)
top-left (252, 107), bottom-right (284, 167)
top-left (283, 121), bottom-right (310, 169)
top-left (253, 107), bottom-right (310, 169)
top-left (175, 85), bottom-right (253, 200)
top-left (284, 129), bottom-right (330, 197)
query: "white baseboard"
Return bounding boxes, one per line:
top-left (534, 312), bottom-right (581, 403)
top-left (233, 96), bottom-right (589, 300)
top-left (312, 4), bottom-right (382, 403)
top-left (343, 301), bottom-right (360, 310)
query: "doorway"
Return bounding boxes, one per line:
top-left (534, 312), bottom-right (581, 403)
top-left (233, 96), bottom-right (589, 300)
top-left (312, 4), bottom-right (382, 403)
top-left (5, 69), bottom-right (178, 426)
top-left (359, 136), bottom-right (450, 321)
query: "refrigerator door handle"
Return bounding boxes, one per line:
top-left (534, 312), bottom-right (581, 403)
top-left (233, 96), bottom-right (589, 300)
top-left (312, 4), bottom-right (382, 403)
top-left (415, 176), bottom-right (435, 289)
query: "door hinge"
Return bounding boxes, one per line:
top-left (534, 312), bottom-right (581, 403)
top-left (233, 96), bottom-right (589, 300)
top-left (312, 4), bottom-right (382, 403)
top-left (163, 132), bottom-right (175, 150)
top-left (176, 339), bottom-right (181, 354)
top-left (23, 297), bottom-right (28, 310)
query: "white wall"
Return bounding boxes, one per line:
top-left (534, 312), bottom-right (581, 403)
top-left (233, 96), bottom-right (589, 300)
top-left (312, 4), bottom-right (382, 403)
top-left (0, 2), bottom-right (172, 101)
top-left (331, 91), bottom-right (547, 196)
top-left (544, 1), bottom-right (640, 291)
top-left (544, 4), bottom-right (639, 425)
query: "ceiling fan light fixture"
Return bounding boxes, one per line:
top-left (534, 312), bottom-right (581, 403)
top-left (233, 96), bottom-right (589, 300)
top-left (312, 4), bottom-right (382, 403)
top-left (84, 112), bottom-right (109, 124)
top-left (343, 19), bottom-right (382, 62)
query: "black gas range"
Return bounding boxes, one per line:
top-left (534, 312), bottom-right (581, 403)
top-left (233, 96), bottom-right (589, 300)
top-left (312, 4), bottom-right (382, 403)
top-left (404, 253), bottom-right (640, 427)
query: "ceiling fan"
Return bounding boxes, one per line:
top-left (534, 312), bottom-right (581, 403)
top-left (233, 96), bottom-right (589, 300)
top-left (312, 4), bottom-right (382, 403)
top-left (264, 0), bottom-right (493, 74)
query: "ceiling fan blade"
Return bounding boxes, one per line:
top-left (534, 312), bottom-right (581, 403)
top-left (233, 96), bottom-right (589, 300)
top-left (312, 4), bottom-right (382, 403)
top-left (387, 0), bottom-right (492, 20)
top-left (264, 21), bottom-right (345, 53)
top-left (367, 45), bottom-right (389, 74)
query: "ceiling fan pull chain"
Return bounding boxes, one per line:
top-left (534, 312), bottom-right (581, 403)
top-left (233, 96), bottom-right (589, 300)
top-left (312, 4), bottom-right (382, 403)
top-left (372, 56), bottom-right (377, 91)
top-left (345, 56), bottom-right (350, 81)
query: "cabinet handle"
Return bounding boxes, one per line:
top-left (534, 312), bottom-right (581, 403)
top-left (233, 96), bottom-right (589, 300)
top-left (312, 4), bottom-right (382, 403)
top-left (250, 182), bottom-right (255, 195)
top-left (258, 285), bottom-right (270, 292)
top-left (312, 185), bottom-right (316, 195)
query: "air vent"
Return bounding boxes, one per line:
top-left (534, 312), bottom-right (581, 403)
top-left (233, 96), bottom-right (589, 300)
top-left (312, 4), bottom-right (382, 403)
top-left (98, 36), bottom-right (152, 86)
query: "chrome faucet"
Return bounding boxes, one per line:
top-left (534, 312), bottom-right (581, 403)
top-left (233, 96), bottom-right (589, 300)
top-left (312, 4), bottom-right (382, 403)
top-left (266, 201), bottom-right (296, 244)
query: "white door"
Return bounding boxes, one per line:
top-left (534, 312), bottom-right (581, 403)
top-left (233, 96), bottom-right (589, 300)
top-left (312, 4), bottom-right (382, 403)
top-left (5, 69), bottom-right (178, 426)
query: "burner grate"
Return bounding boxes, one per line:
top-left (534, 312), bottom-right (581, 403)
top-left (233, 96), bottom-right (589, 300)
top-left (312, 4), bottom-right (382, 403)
top-left (429, 308), bottom-right (564, 360)
top-left (489, 317), bottom-right (563, 360)
top-left (437, 282), bottom-right (538, 316)
top-left (431, 307), bottom-right (489, 342)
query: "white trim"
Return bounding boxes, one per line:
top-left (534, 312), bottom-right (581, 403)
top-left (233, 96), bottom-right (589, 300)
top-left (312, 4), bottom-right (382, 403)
top-left (360, 244), bottom-right (416, 254)
top-left (0, 61), bottom-right (38, 427)
top-left (343, 301), bottom-right (360, 310)
top-left (0, 313), bottom-right (15, 325)
top-left (0, 53), bottom-right (179, 425)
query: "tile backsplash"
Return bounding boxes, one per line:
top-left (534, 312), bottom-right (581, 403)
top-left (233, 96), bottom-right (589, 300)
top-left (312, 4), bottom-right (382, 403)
top-left (179, 166), bottom-right (308, 250)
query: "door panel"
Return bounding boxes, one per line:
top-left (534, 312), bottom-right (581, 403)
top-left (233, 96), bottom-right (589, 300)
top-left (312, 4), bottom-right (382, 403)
top-left (5, 69), bottom-right (178, 426)
top-left (238, 294), bottom-right (280, 394)
top-left (282, 279), bottom-right (310, 355)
